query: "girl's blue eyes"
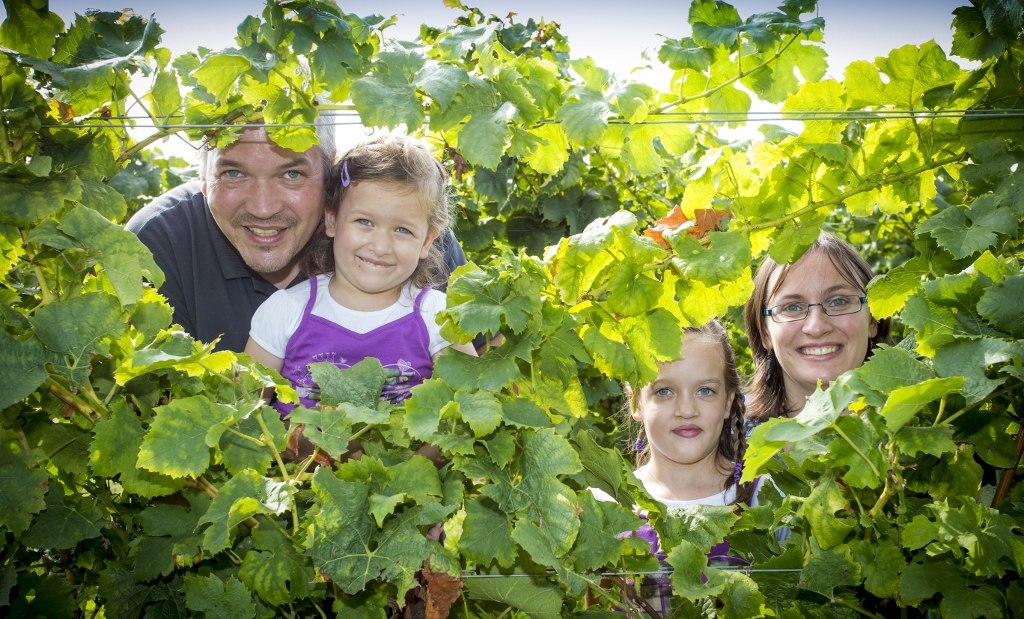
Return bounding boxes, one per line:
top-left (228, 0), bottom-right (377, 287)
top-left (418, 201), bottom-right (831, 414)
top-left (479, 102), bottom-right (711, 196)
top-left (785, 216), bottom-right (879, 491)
top-left (652, 386), bottom-right (716, 397)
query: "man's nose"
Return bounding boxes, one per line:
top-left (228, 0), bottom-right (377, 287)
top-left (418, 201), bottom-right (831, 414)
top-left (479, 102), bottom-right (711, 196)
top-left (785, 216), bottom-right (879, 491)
top-left (247, 180), bottom-right (283, 218)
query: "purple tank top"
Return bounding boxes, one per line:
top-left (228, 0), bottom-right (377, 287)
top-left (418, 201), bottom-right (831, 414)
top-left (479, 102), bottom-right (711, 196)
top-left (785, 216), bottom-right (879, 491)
top-left (275, 276), bottom-right (434, 416)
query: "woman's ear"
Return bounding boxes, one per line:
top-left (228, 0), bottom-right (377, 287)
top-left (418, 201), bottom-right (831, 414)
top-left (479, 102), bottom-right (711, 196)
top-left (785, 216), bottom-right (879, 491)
top-left (324, 210), bottom-right (337, 238)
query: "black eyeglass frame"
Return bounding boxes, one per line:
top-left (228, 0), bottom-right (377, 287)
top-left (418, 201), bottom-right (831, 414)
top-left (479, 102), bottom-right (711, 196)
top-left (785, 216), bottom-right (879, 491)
top-left (762, 294), bottom-right (868, 323)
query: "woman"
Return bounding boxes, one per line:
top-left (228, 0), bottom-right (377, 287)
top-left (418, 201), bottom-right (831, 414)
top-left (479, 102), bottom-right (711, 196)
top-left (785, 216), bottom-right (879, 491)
top-left (743, 231), bottom-right (892, 423)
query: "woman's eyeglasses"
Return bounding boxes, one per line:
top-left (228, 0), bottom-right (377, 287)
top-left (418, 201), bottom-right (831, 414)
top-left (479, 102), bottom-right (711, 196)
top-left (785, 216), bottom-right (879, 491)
top-left (763, 295), bottom-right (867, 323)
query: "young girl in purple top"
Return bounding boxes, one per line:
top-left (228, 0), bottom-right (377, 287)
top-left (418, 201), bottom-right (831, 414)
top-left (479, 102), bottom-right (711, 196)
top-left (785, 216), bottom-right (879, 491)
top-left (245, 135), bottom-right (477, 417)
top-left (596, 320), bottom-right (764, 613)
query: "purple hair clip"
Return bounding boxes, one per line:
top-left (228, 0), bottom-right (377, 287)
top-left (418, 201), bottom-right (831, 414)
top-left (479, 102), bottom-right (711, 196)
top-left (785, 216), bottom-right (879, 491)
top-left (340, 160), bottom-right (351, 188)
top-left (733, 461), bottom-right (743, 483)
top-left (634, 437), bottom-right (645, 452)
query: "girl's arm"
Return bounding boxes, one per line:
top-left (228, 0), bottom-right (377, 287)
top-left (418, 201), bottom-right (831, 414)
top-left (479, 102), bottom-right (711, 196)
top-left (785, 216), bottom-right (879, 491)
top-left (244, 337), bottom-right (285, 371)
top-left (450, 340), bottom-right (478, 356)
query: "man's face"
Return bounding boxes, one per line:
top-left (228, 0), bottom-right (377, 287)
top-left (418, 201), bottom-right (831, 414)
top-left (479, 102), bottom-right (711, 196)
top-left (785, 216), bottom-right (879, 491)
top-left (201, 128), bottom-right (325, 287)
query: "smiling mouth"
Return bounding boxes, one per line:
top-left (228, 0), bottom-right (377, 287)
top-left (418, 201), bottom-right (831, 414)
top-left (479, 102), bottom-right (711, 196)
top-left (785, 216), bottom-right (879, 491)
top-left (247, 226), bottom-right (283, 239)
top-left (800, 345), bottom-right (840, 356)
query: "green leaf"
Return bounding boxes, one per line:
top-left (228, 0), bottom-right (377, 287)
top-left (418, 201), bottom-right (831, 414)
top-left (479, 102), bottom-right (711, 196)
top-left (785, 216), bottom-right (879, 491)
top-left (29, 291), bottom-right (124, 385)
top-left (197, 469), bottom-right (294, 554)
top-left (899, 560), bottom-right (963, 605)
top-left (556, 89), bottom-right (609, 148)
top-left (933, 338), bottom-right (1015, 404)
top-left (404, 379), bottom-right (452, 440)
top-left (192, 53), bottom-right (251, 101)
top-left (350, 74), bottom-right (422, 130)
top-left (456, 102), bottom-right (515, 170)
top-left (58, 204), bottom-right (163, 304)
top-left (286, 405), bottom-right (355, 458)
top-left (138, 395), bottom-right (233, 478)
top-left (895, 426), bottom-right (957, 458)
top-left (461, 567), bottom-right (563, 617)
top-left (801, 544), bottom-right (861, 599)
top-left (866, 256), bottom-right (929, 318)
top-left (0, 1), bottom-right (64, 57)
top-left (827, 414), bottom-right (887, 487)
top-left (219, 407), bottom-right (280, 476)
top-left (690, 0), bottom-right (743, 48)
top-left (572, 491), bottom-right (637, 570)
top-left (90, 401), bottom-right (182, 497)
top-left (460, 496), bottom-right (516, 567)
top-left (658, 36), bottom-right (712, 71)
top-left (19, 485), bottom-right (103, 550)
top-left (415, 63), bottom-right (470, 110)
top-left (310, 357), bottom-right (387, 408)
top-left (667, 539), bottom-right (719, 599)
top-left (669, 230), bottom-right (752, 284)
top-left (0, 329), bottom-right (50, 409)
top-left (880, 376), bottom-right (964, 432)
top-left (977, 274), bottom-right (1024, 337)
top-left (238, 526), bottom-right (314, 606)
top-left (801, 477), bottom-right (856, 549)
top-left (917, 194), bottom-right (1018, 259)
top-left (183, 573), bottom-right (256, 619)
top-left (852, 538), bottom-right (904, 598)
top-left (0, 444), bottom-right (48, 535)
top-left (0, 175), bottom-right (81, 227)
top-left (455, 390), bottom-right (503, 437)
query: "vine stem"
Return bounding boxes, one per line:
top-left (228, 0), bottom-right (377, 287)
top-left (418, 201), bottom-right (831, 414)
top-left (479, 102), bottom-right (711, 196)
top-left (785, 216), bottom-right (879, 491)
top-left (47, 379), bottom-right (99, 422)
top-left (733, 153), bottom-right (965, 234)
top-left (652, 33), bottom-right (800, 115)
top-left (20, 229), bottom-right (56, 305)
top-left (992, 396), bottom-right (1024, 507)
top-left (832, 424), bottom-right (881, 482)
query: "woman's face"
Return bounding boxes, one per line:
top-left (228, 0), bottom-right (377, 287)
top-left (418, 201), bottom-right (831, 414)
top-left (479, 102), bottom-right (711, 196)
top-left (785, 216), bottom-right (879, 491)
top-left (762, 250), bottom-right (878, 410)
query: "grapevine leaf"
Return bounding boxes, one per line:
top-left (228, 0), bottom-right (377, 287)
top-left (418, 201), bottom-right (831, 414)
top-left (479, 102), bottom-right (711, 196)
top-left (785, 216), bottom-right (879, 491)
top-left (385, 456), bottom-right (443, 506)
top-left (717, 570), bottom-right (766, 619)
top-left (460, 496), bottom-right (516, 567)
top-left (310, 357), bottom-right (387, 408)
top-left (415, 63), bottom-right (470, 110)
top-left (0, 1), bottom-right (63, 57)
top-left (238, 526), bottom-right (314, 606)
top-left (501, 398), bottom-right (550, 428)
top-left (524, 123), bottom-right (569, 175)
top-left (351, 74), bottom-right (422, 130)
top-left (58, 204), bottom-right (164, 304)
top-left (801, 545), bottom-right (861, 599)
top-left (877, 41), bottom-right (964, 107)
top-left (287, 405), bottom-right (355, 458)
top-left (219, 407), bottom-right (281, 476)
top-left (197, 469), bottom-right (294, 554)
top-left (895, 426), bottom-right (957, 458)
top-left (19, 485), bottom-right (103, 550)
top-left (977, 274), bottom-right (1024, 337)
top-left (933, 338), bottom-right (1015, 404)
top-left (192, 53), bottom-right (251, 101)
top-left (658, 36), bottom-right (712, 72)
top-left (306, 467), bottom-right (432, 598)
top-left (879, 376), bottom-right (964, 432)
top-left (555, 88), bottom-right (609, 148)
top-left (667, 539), bottom-right (718, 599)
top-left (801, 477), bottom-right (856, 549)
top-left (90, 401), bottom-right (181, 497)
top-left (899, 560), bottom-right (965, 605)
top-left (0, 329), bottom-right (49, 410)
top-left (29, 291), bottom-right (124, 385)
top-left (690, 0), bottom-right (743, 48)
top-left (0, 445), bottom-right (48, 535)
top-left (849, 346), bottom-right (934, 407)
top-left (866, 256), bottom-right (929, 319)
top-left (183, 573), bottom-right (256, 619)
top-left (572, 491), bottom-right (637, 571)
top-left (138, 396), bottom-right (233, 478)
top-left (456, 102), bottom-right (515, 170)
top-left (455, 390), bottom-right (503, 437)
top-left (668, 230), bottom-right (752, 283)
top-left (827, 414), bottom-right (887, 487)
top-left (916, 194), bottom-right (1017, 258)
top-left (404, 379), bottom-right (452, 440)
top-left (851, 538), bottom-right (904, 598)
top-left (461, 568), bottom-right (562, 616)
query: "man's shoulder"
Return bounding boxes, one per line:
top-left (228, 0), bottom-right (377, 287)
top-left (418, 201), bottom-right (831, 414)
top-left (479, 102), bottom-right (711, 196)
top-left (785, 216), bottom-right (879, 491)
top-left (125, 181), bottom-right (207, 235)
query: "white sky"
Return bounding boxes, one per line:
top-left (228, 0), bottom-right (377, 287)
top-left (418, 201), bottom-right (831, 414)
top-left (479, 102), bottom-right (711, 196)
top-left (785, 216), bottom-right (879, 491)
top-left (24, 1), bottom-right (967, 156)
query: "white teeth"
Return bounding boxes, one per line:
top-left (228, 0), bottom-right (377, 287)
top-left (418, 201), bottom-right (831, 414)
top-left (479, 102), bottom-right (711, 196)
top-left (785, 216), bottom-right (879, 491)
top-left (802, 345), bottom-right (838, 356)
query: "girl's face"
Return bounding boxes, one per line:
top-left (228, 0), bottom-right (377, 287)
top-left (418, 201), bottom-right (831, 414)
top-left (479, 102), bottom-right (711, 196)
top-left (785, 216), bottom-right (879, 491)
top-left (762, 250), bottom-right (878, 408)
top-left (633, 332), bottom-right (734, 471)
top-left (324, 181), bottom-right (439, 311)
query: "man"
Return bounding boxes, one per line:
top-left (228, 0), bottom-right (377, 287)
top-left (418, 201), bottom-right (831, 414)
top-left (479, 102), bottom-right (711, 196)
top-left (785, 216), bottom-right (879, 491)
top-left (127, 120), bottom-right (467, 352)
